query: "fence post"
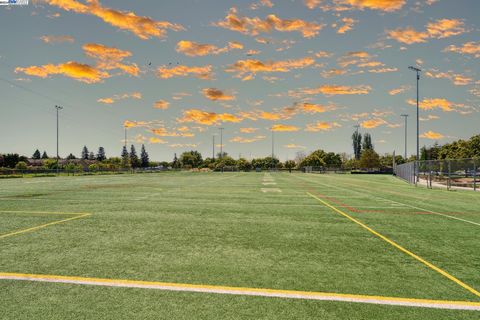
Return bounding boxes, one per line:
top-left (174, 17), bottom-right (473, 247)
top-left (474, 161), bottom-right (477, 191)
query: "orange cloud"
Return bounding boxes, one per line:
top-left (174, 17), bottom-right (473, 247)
top-left (388, 85), bottom-right (409, 95)
top-left (336, 17), bottom-right (357, 34)
top-left (15, 61), bottom-right (109, 83)
top-left (305, 121), bottom-right (341, 132)
top-left (176, 40), bottom-right (243, 57)
top-left (240, 127), bottom-right (259, 133)
top-left (271, 124), bottom-right (300, 132)
top-left (202, 88), bottom-right (235, 101)
top-left (40, 35), bottom-right (75, 44)
top-left (338, 0), bottom-right (406, 12)
top-left (321, 68), bottom-right (347, 78)
top-left (156, 65), bottom-right (214, 80)
top-left (230, 135), bottom-right (266, 143)
top-left (153, 100), bottom-right (170, 110)
top-left (443, 41), bottom-right (480, 58)
top-left (361, 118), bottom-right (387, 129)
top-left (214, 8), bottom-right (323, 38)
top-left (250, 0), bottom-right (274, 10)
top-left (420, 130), bottom-right (444, 140)
top-left (97, 92), bottom-right (142, 104)
top-left (368, 67), bottom-right (398, 73)
top-left (83, 43), bottom-right (139, 77)
top-left (226, 57), bottom-right (315, 80)
top-left (284, 143), bottom-right (306, 149)
top-left (293, 84), bottom-right (371, 96)
top-left (304, 0), bottom-right (322, 9)
top-left (45, 0), bottom-right (184, 39)
top-left (178, 109), bottom-right (242, 125)
top-left (169, 144), bottom-right (198, 148)
top-left (407, 98), bottom-right (460, 112)
top-left (425, 70), bottom-right (473, 86)
top-left (124, 120), bottom-right (149, 128)
top-left (149, 137), bottom-right (168, 144)
top-left (388, 19), bottom-right (465, 44)
top-left (300, 103), bottom-right (336, 113)
top-left (151, 127), bottom-right (194, 137)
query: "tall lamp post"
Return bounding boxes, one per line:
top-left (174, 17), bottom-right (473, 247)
top-left (400, 114), bottom-right (409, 160)
top-left (271, 128), bottom-right (275, 170)
top-left (55, 105), bottom-right (63, 175)
top-left (219, 127), bottom-right (224, 159)
top-left (408, 66), bottom-right (421, 184)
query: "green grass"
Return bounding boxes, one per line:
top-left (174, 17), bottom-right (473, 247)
top-left (0, 172), bottom-right (479, 319)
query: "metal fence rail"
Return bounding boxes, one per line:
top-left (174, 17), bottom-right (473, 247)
top-left (395, 158), bottom-right (479, 191)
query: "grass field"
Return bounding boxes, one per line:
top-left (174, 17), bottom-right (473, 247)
top-left (1, 172), bottom-right (479, 319)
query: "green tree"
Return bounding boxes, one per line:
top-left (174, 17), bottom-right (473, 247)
top-left (41, 151), bottom-right (49, 159)
top-left (32, 149), bottom-right (41, 159)
top-left (3, 154), bottom-right (20, 168)
top-left (121, 146), bottom-right (130, 168)
top-left (129, 145), bottom-right (140, 168)
top-left (15, 161), bottom-right (28, 170)
top-left (180, 151), bottom-right (203, 168)
top-left (81, 146), bottom-right (89, 160)
top-left (284, 160), bottom-right (296, 171)
top-left (172, 153), bottom-right (179, 169)
top-left (66, 153), bottom-right (76, 160)
top-left (236, 158), bottom-right (252, 171)
top-left (362, 133), bottom-right (373, 151)
top-left (88, 151), bottom-right (95, 160)
top-left (359, 149), bottom-right (380, 169)
top-left (140, 144), bottom-right (149, 167)
top-left (96, 147), bottom-right (106, 161)
top-left (352, 131), bottom-right (362, 160)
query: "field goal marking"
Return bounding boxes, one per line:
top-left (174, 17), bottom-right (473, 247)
top-left (0, 211), bottom-right (91, 240)
top-left (306, 192), bottom-right (480, 299)
top-left (1, 272), bottom-right (479, 311)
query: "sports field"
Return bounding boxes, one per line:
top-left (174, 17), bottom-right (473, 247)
top-left (1, 172), bottom-right (479, 319)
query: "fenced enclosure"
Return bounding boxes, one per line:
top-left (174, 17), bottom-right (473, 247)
top-left (395, 158), bottom-right (479, 191)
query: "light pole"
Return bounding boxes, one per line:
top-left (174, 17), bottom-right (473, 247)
top-left (219, 127), bottom-right (224, 159)
top-left (55, 105), bottom-right (63, 175)
top-left (124, 126), bottom-right (128, 148)
top-left (271, 128), bottom-right (275, 170)
top-left (401, 114), bottom-right (409, 160)
top-left (212, 135), bottom-right (215, 161)
top-left (408, 66), bottom-right (421, 161)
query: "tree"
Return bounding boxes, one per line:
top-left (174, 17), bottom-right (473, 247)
top-left (96, 147), bottom-right (106, 161)
top-left (237, 158), bottom-right (252, 171)
top-left (3, 154), bottom-right (20, 168)
top-left (88, 151), bottom-right (95, 160)
top-left (15, 161), bottom-right (28, 170)
top-left (359, 149), bottom-right (380, 169)
top-left (81, 146), bottom-right (89, 160)
top-left (180, 151), bottom-right (203, 168)
top-left (32, 149), bottom-right (41, 159)
top-left (294, 151), bottom-right (306, 164)
top-left (129, 145), bottom-right (140, 168)
top-left (66, 153), bottom-right (76, 160)
top-left (362, 133), bottom-right (373, 151)
top-left (121, 146), bottom-right (129, 168)
top-left (284, 160), bottom-right (296, 171)
top-left (172, 153), bottom-right (179, 169)
top-left (140, 144), bottom-right (149, 167)
top-left (352, 131), bottom-right (362, 160)
top-left (41, 151), bottom-right (49, 159)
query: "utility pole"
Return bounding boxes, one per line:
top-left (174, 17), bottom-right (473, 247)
top-left (401, 114), bottom-right (409, 160)
top-left (271, 128), bottom-right (275, 170)
top-left (219, 127), bottom-right (224, 159)
top-left (212, 135), bottom-right (215, 161)
top-left (408, 66), bottom-right (421, 161)
top-left (55, 105), bottom-right (63, 175)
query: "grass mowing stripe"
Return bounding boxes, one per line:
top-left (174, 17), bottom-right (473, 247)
top-left (306, 192), bottom-right (480, 299)
top-left (1, 272), bottom-right (480, 311)
top-left (0, 213), bottom-right (91, 240)
top-left (0, 210), bottom-right (90, 215)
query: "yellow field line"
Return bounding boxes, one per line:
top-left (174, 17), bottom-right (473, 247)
top-left (1, 272), bottom-right (479, 310)
top-left (307, 192), bottom-right (480, 299)
top-left (0, 213), bottom-right (91, 240)
top-left (0, 210), bottom-right (91, 215)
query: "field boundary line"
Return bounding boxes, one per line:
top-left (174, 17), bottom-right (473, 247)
top-left (1, 272), bottom-right (480, 311)
top-left (306, 192), bottom-right (480, 299)
top-left (0, 210), bottom-right (90, 216)
top-left (0, 213), bottom-right (91, 240)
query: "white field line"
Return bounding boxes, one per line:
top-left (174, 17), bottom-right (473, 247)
top-left (1, 273), bottom-right (479, 311)
top-left (297, 175), bottom-right (480, 227)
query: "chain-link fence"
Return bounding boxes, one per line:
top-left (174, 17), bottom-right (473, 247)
top-left (395, 158), bottom-right (479, 191)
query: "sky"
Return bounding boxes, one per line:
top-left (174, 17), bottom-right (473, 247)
top-left (0, 0), bottom-right (479, 162)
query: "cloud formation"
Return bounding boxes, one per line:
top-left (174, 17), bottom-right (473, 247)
top-left (202, 88), bottom-right (235, 101)
top-left (214, 8), bottom-right (323, 38)
top-left (420, 130), bottom-right (444, 140)
top-left (97, 92), bottom-right (142, 104)
top-left (83, 43), bottom-right (140, 76)
top-left (388, 19), bottom-right (466, 44)
top-left (40, 35), bottom-right (75, 44)
top-left (153, 100), bottom-right (170, 110)
top-left (178, 109), bottom-right (243, 125)
top-left (407, 98), bottom-right (472, 113)
top-left (176, 40), bottom-right (243, 57)
top-left (271, 124), bottom-right (300, 132)
top-left (44, 0), bottom-right (184, 39)
top-left (230, 135), bottom-right (266, 143)
top-left (15, 62), bottom-right (109, 83)
top-left (443, 41), bottom-right (480, 58)
top-left (292, 84), bottom-right (371, 97)
top-left (226, 57), bottom-right (315, 80)
top-left (156, 65), bottom-right (214, 80)
top-left (305, 121), bottom-right (341, 131)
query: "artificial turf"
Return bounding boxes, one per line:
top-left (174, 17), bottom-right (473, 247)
top-left (0, 172), bottom-right (479, 319)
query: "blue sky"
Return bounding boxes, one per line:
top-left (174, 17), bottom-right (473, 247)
top-left (0, 0), bottom-right (478, 161)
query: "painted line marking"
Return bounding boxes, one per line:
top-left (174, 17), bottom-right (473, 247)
top-left (307, 192), bottom-right (480, 299)
top-left (0, 213), bottom-right (91, 240)
top-left (0, 272), bottom-right (479, 311)
top-left (262, 182), bottom-right (277, 185)
top-left (261, 188), bottom-right (282, 193)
